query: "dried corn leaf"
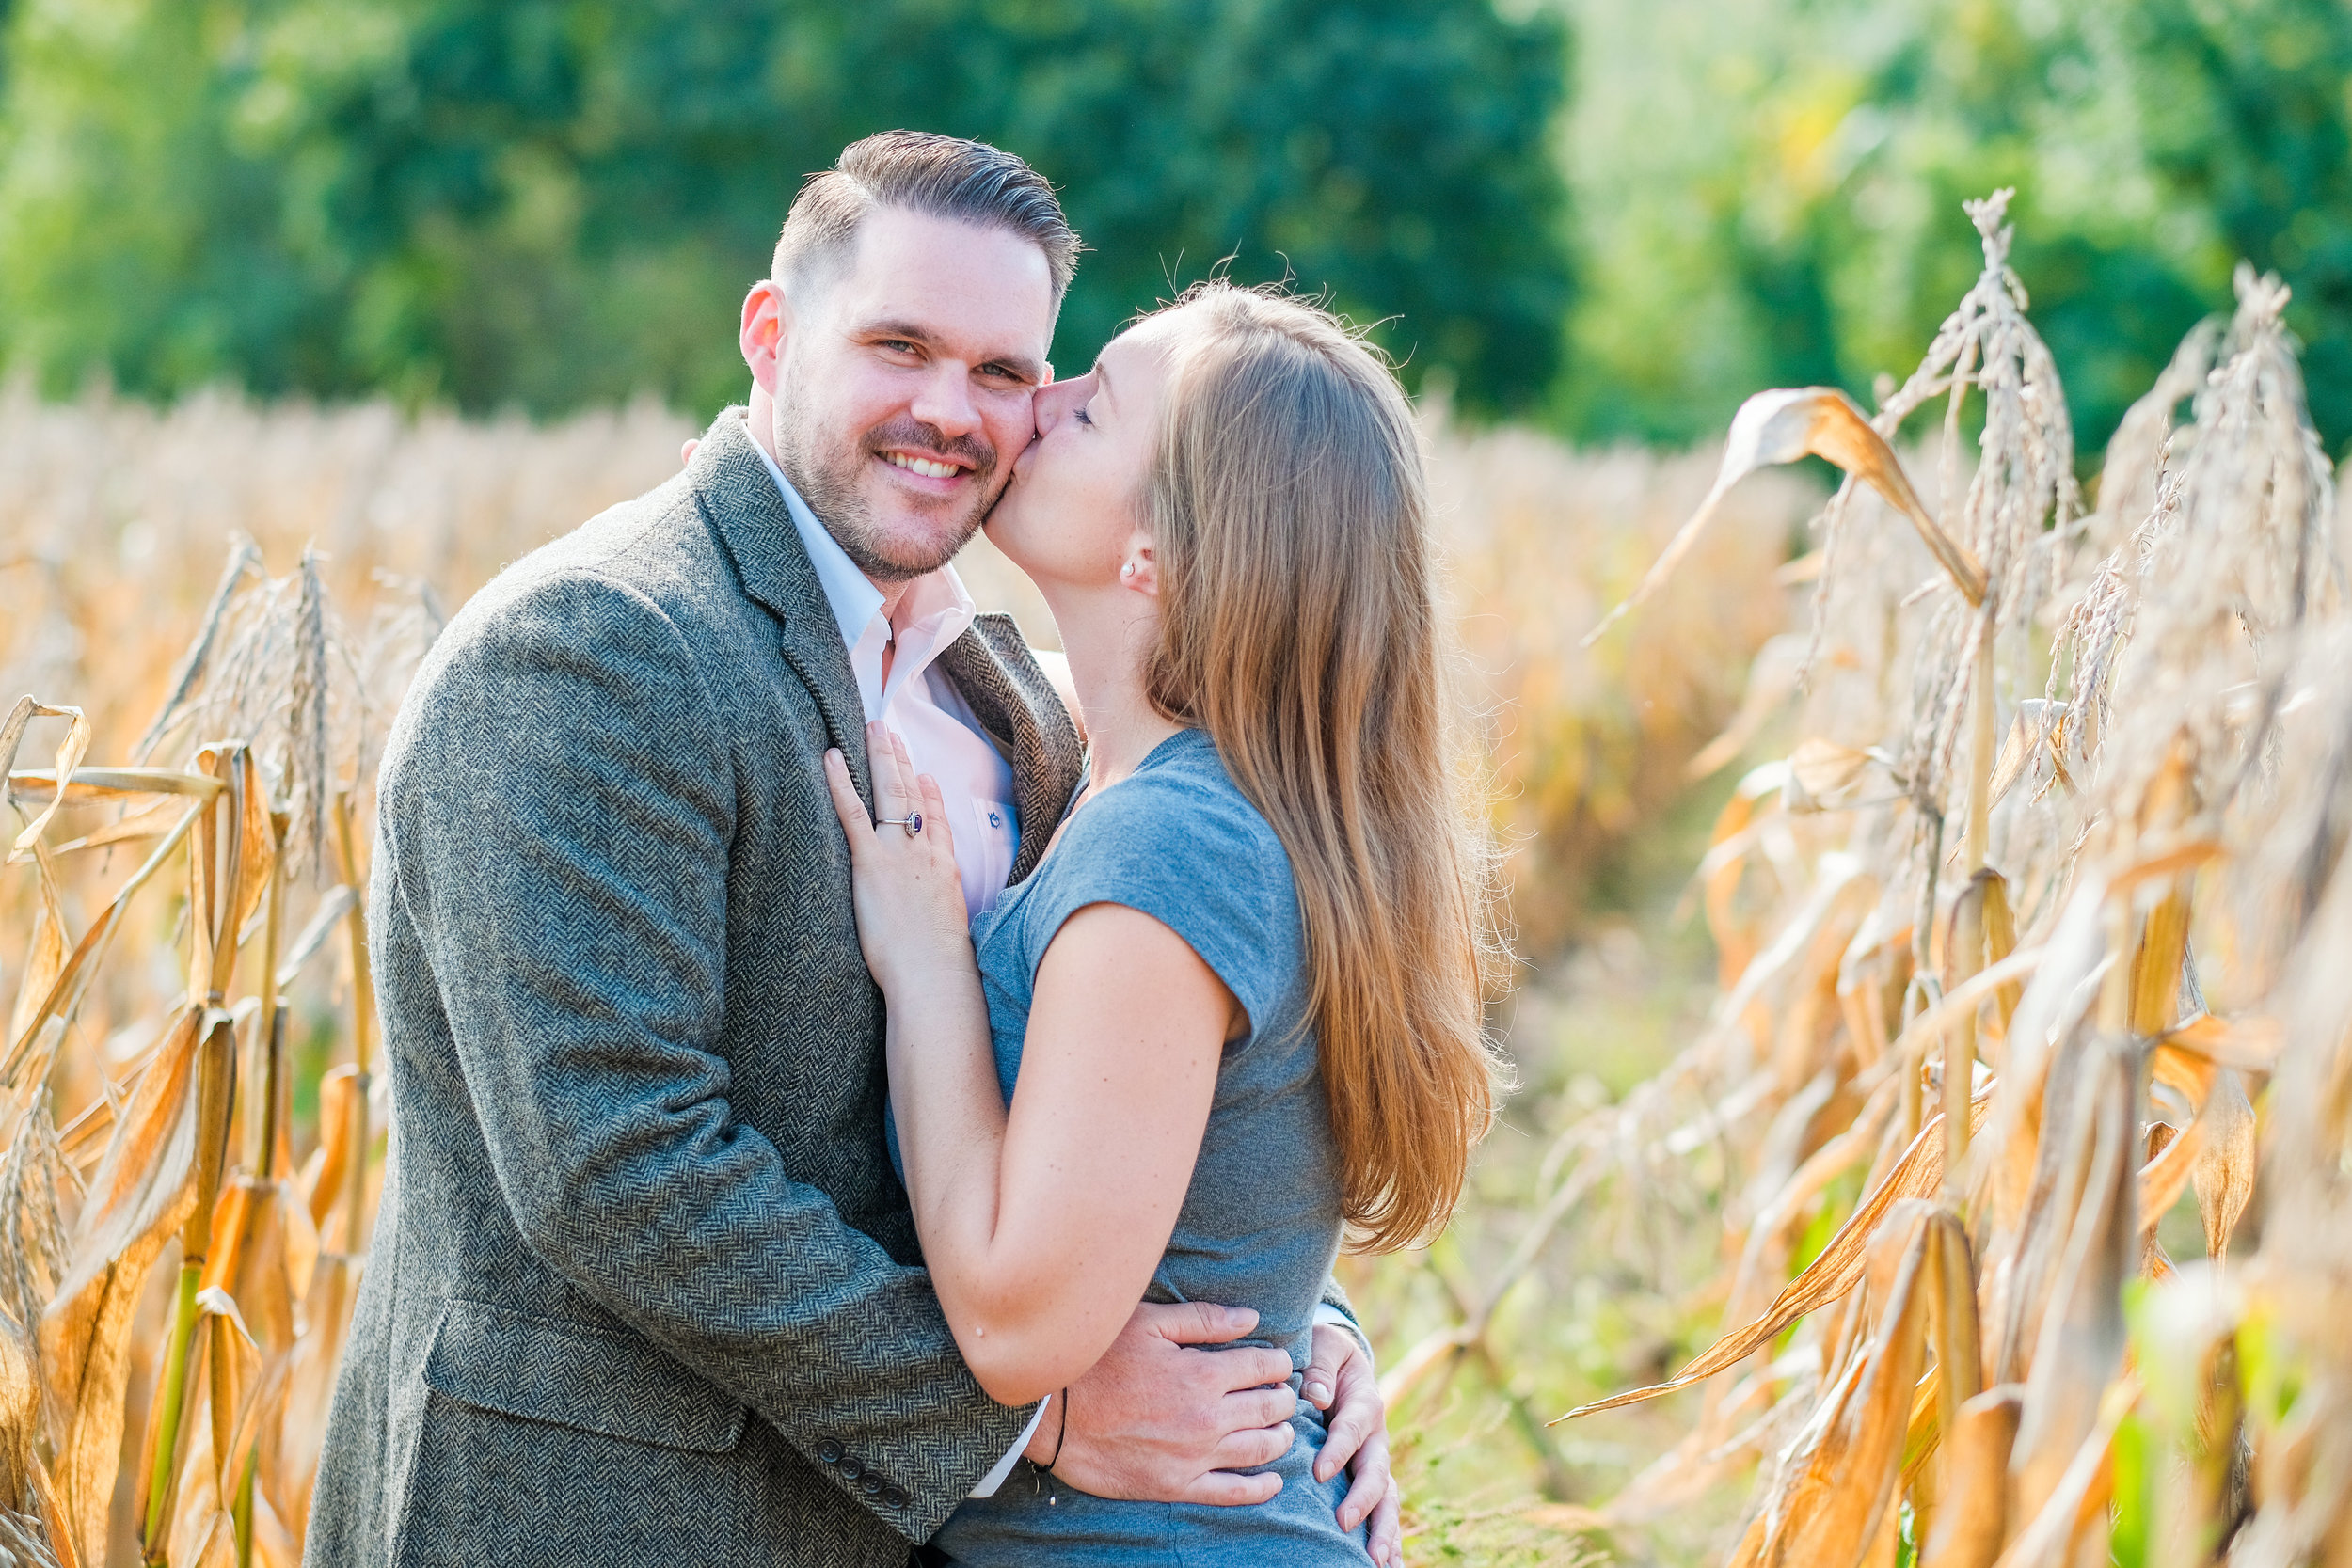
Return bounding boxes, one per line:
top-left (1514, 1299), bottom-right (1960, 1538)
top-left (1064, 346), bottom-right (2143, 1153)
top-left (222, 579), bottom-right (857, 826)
top-left (3, 801), bottom-right (204, 1087)
top-left (1788, 739), bottom-right (1881, 811)
top-left (38, 1006), bottom-right (204, 1562)
top-left (48, 798), bottom-right (188, 855)
top-left (6, 852), bottom-right (67, 1061)
top-left (2155, 1012), bottom-right (2280, 1073)
top-left (0, 1312), bottom-right (39, 1510)
top-left (1921, 1385), bottom-right (2023, 1568)
top-left (1562, 1097), bottom-right (1986, 1418)
top-left (273, 1251), bottom-right (359, 1537)
top-left (1585, 387), bottom-right (1984, 646)
top-left (302, 1067), bottom-right (360, 1234)
top-left (0, 700), bottom-right (91, 863)
top-left (1992, 1377), bottom-right (2137, 1568)
top-left (3, 768), bottom-right (223, 807)
top-left (2189, 1069), bottom-right (2254, 1259)
top-left (2009, 1041), bottom-right (2135, 1526)
top-left (1752, 1201), bottom-right (1936, 1568)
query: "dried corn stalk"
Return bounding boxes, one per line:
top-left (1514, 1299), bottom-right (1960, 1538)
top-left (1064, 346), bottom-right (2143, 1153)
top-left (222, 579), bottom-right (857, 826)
top-left (1543, 199), bottom-right (2349, 1568)
top-left (0, 548), bottom-right (421, 1564)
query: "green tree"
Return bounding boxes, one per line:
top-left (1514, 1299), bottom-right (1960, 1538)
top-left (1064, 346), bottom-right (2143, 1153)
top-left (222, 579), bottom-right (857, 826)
top-left (1558, 0), bottom-right (2352, 455)
top-left (0, 0), bottom-right (1572, 419)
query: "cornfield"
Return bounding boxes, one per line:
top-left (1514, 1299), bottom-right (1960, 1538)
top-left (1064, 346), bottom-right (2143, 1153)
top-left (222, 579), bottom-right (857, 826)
top-left (0, 383), bottom-right (1800, 1562)
top-left (1369, 190), bottom-right (2352, 1566)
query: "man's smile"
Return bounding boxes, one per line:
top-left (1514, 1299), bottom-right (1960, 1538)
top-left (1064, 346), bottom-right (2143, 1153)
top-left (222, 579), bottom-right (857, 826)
top-left (879, 448), bottom-right (977, 486)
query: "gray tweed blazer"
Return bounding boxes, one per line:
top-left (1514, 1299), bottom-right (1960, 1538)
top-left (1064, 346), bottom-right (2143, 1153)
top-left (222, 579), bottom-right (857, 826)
top-left (305, 410), bottom-right (1085, 1568)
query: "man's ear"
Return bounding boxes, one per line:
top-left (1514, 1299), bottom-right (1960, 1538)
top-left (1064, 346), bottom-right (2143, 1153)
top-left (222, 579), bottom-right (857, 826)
top-left (740, 281), bottom-right (791, 393)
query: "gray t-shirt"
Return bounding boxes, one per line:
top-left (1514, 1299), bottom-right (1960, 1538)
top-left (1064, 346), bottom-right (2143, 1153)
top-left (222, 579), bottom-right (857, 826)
top-left (931, 727), bottom-right (1370, 1566)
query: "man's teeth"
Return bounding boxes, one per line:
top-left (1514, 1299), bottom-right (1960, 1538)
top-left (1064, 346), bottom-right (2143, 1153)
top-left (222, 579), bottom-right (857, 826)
top-left (884, 451), bottom-right (961, 480)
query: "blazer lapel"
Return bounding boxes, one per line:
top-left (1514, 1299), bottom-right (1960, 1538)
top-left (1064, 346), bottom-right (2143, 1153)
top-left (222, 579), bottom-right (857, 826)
top-left (937, 616), bottom-right (1086, 885)
top-left (688, 409), bottom-right (875, 811)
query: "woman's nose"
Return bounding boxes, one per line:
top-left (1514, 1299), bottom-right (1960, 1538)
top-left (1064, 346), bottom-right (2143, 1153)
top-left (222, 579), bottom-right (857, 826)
top-left (1032, 374), bottom-right (1089, 434)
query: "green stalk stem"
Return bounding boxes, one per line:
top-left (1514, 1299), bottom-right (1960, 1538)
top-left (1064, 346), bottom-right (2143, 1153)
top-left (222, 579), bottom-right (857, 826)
top-left (143, 1262), bottom-right (201, 1563)
top-left (233, 1446), bottom-right (257, 1568)
top-left (147, 1012), bottom-right (237, 1560)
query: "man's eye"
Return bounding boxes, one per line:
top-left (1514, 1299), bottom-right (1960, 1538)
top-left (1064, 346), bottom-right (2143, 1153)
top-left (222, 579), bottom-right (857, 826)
top-left (881, 340), bottom-right (920, 355)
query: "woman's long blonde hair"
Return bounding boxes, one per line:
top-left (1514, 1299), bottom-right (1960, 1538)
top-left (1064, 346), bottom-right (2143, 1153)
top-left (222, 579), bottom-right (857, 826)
top-left (1140, 282), bottom-right (1505, 1252)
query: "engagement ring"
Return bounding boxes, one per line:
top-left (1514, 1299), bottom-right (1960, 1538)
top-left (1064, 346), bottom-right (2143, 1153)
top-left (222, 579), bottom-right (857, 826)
top-left (877, 813), bottom-right (923, 836)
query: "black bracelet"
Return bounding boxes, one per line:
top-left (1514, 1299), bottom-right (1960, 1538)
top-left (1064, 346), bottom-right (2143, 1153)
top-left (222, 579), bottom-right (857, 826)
top-left (1041, 1386), bottom-right (1070, 1471)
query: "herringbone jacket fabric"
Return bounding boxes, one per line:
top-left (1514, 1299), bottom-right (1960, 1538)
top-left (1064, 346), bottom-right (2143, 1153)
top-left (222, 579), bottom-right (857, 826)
top-left (304, 410), bottom-right (1085, 1568)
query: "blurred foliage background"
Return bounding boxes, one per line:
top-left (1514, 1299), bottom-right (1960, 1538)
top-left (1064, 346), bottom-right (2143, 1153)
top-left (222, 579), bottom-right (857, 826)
top-left (3, 0), bottom-right (2350, 454)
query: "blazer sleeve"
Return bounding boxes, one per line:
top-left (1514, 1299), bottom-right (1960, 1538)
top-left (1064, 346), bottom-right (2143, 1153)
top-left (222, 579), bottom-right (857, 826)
top-left (381, 568), bottom-right (1028, 1538)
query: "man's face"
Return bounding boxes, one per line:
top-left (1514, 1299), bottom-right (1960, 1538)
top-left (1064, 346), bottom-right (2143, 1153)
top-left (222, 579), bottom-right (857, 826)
top-left (745, 206), bottom-right (1057, 582)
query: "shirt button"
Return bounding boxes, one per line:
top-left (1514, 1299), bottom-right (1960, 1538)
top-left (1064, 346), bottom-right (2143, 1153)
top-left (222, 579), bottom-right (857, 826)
top-left (816, 1440), bottom-right (843, 1465)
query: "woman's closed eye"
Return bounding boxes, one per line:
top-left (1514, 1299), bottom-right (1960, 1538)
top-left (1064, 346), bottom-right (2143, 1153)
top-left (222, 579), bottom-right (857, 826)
top-left (1073, 404), bottom-right (1095, 428)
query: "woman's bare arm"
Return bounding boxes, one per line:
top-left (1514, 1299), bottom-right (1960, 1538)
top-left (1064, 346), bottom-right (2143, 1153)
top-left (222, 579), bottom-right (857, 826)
top-left (823, 729), bottom-right (1236, 1405)
top-left (885, 901), bottom-right (1232, 1403)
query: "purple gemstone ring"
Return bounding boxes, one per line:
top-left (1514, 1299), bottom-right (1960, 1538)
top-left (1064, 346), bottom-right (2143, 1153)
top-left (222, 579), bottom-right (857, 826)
top-left (877, 812), bottom-right (923, 837)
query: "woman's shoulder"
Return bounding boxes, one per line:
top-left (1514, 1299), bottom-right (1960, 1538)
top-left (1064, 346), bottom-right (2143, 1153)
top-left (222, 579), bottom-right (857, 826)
top-left (1071, 732), bottom-right (1289, 879)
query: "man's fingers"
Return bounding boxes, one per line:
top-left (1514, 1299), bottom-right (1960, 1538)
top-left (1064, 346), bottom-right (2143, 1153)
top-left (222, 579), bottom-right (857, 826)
top-left (1315, 1398), bottom-right (1375, 1482)
top-left (1190, 1345), bottom-right (1290, 1397)
top-left (1139, 1300), bottom-right (1257, 1347)
top-left (1302, 1322), bottom-right (1359, 1410)
top-left (1333, 1433), bottom-right (1389, 1527)
top-left (1208, 1422), bottom-right (1295, 1472)
top-left (1219, 1383), bottom-right (1298, 1432)
top-left (1365, 1477), bottom-right (1403, 1565)
top-left (1316, 1347), bottom-right (1386, 1481)
top-left (821, 751), bottom-right (868, 854)
top-left (1172, 1467), bottom-right (1284, 1508)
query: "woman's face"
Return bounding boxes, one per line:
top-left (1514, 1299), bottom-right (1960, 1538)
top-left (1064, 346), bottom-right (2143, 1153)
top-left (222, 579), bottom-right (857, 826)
top-left (984, 314), bottom-right (1183, 592)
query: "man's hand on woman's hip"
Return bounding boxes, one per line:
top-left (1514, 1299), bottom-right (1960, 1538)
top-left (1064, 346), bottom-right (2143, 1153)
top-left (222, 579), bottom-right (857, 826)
top-left (1024, 1301), bottom-right (1404, 1564)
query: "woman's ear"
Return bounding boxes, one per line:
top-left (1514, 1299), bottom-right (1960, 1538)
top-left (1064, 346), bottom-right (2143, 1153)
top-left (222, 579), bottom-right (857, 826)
top-left (1119, 535), bottom-right (1160, 597)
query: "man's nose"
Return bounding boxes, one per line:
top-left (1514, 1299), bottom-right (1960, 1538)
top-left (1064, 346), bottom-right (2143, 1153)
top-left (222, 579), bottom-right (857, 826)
top-left (909, 364), bottom-right (981, 440)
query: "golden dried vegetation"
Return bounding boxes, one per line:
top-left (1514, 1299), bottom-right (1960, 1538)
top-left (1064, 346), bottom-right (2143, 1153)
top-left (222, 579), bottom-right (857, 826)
top-left (1375, 191), bottom-right (2352, 1566)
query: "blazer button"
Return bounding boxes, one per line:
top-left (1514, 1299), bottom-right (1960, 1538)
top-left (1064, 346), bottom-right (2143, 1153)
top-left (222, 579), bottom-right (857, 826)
top-left (885, 1486), bottom-right (909, 1508)
top-left (817, 1440), bottom-right (844, 1465)
top-left (860, 1475), bottom-right (885, 1497)
top-left (837, 1458), bottom-right (865, 1481)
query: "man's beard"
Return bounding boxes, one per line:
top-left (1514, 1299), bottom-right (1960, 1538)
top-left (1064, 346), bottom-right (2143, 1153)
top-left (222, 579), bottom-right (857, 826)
top-left (770, 387), bottom-right (998, 584)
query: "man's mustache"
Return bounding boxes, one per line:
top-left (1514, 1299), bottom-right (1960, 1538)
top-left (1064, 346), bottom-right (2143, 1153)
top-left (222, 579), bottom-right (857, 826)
top-left (865, 418), bottom-right (993, 475)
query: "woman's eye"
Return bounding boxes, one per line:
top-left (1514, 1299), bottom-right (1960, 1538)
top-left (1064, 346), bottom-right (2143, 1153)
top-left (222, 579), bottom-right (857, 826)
top-left (1073, 404), bottom-right (1094, 427)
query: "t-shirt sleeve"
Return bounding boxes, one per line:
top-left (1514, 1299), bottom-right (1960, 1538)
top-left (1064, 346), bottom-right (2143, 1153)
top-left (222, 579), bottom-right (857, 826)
top-left (1027, 770), bottom-right (1299, 1047)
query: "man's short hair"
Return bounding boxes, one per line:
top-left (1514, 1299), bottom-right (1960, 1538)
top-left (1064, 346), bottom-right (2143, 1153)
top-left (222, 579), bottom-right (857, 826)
top-left (772, 132), bottom-right (1081, 308)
